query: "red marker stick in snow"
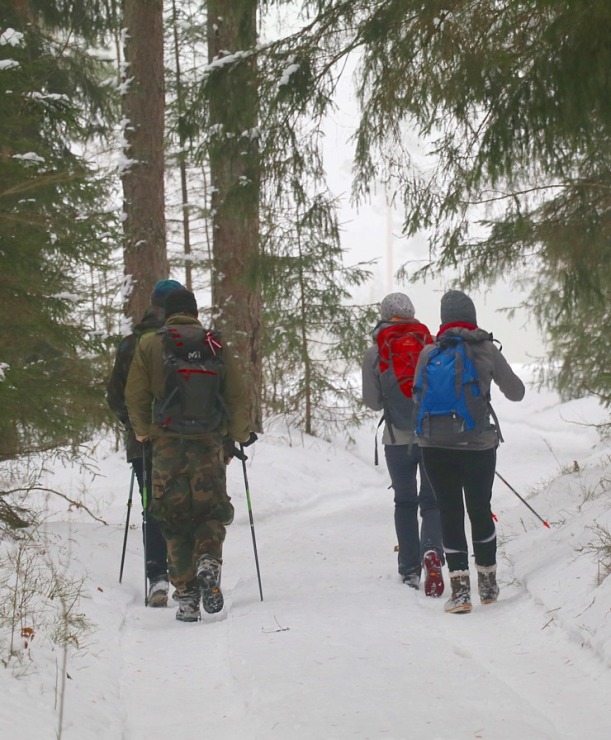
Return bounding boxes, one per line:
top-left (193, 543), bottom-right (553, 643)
top-left (495, 471), bottom-right (551, 528)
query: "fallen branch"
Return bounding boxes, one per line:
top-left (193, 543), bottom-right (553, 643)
top-left (262, 616), bottom-right (290, 634)
top-left (2, 487), bottom-right (107, 526)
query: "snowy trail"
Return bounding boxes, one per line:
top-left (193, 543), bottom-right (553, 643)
top-left (107, 452), bottom-right (611, 740)
top-left (14, 386), bottom-right (610, 740)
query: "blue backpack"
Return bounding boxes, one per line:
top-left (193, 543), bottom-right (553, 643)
top-left (413, 335), bottom-right (494, 440)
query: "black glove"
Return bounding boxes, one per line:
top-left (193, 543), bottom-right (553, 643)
top-left (231, 445), bottom-right (248, 462)
top-left (242, 432), bottom-right (258, 447)
top-left (223, 436), bottom-right (247, 462)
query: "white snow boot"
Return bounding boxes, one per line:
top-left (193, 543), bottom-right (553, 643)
top-left (444, 570), bottom-right (472, 614)
top-left (147, 577), bottom-right (169, 608)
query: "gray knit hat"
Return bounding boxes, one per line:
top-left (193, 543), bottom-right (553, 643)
top-left (440, 290), bottom-right (477, 325)
top-left (380, 292), bottom-right (415, 321)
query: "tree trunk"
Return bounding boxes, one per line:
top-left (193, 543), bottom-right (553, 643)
top-left (170, 0), bottom-right (193, 292)
top-left (121, 0), bottom-right (168, 324)
top-left (207, 0), bottom-right (262, 431)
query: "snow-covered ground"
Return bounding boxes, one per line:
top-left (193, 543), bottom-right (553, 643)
top-left (1, 371), bottom-right (610, 739)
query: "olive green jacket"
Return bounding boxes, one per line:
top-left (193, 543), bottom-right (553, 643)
top-left (125, 314), bottom-right (251, 443)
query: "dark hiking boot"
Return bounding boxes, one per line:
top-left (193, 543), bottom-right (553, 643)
top-left (476, 564), bottom-right (499, 604)
top-left (423, 550), bottom-right (445, 598)
top-left (444, 570), bottom-right (472, 614)
top-left (196, 555), bottom-right (224, 614)
top-left (175, 589), bottom-right (200, 623)
top-left (402, 571), bottom-right (421, 590)
top-left (147, 577), bottom-right (169, 607)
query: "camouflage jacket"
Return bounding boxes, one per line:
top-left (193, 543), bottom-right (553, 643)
top-left (106, 307), bottom-right (165, 461)
top-left (125, 314), bottom-right (251, 444)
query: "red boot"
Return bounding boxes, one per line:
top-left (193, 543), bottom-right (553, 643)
top-left (423, 550), bottom-right (445, 598)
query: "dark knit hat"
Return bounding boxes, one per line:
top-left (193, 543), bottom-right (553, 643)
top-left (164, 287), bottom-right (198, 318)
top-left (151, 279), bottom-right (182, 307)
top-left (440, 290), bottom-right (477, 325)
top-left (380, 292), bottom-right (415, 321)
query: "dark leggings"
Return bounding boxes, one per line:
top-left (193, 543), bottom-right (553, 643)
top-left (132, 456), bottom-right (168, 582)
top-left (420, 447), bottom-right (497, 572)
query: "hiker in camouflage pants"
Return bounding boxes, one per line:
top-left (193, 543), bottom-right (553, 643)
top-left (151, 435), bottom-right (234, 593)
top-left (125, 287), bottom-right (252, 622)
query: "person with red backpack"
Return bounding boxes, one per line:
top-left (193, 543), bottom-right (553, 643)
top-left (362, 292), bottom-right (445, 596)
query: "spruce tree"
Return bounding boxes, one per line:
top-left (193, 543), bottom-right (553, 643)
top-left (269, 0), bottom-right (611, 407)
top-left (351, 0), bottom-right (611, 405)
top-left (0, 1), bottom-right (119, 472)
top-left (261, 194), bottom-right (376, 436)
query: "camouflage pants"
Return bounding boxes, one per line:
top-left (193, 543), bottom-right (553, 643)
top-left (150, 435), bottom-right (234, 593)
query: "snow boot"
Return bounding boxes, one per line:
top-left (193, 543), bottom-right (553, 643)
top-left (175, 588), bottom-right (201, 623)
top-left (444, 570), bottom-right (472, 614)
top-left (423, 550), bottom-right (445, 598)
top-left (147, 577), bottom-right (169, 608)
top-left (476, 564), bottom-right (499, 604)
top-left (401, 571), bottom-right (421, 590)
top-left (197, 555), bottom-right (224, 614)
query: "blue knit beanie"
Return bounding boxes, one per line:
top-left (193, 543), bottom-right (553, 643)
top-left (151, 279), bottom-right (182, 307)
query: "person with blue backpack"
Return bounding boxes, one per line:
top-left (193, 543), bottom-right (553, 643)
top-left (362, 292), bottom-right (445, 596)
top-left (413, 290), bottom-right (525, 614)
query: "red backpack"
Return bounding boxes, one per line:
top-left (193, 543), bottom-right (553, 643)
top-left (376, 321), bottom-right (433, 438)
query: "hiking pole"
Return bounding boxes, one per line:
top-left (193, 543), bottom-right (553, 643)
top-left (119, 467), bottom-right (136, 583)
top-left (240, 444), bottom-right (264, 601)
top-left (495, 471), bottom-right (550, 528)
top-left (142, 443), bottom-right (150, 606)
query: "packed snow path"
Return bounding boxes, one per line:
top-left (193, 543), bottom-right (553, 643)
top-left (110, 478), bottom-right (611, 740)
top-left (4, 384), bottom-right (611, 739)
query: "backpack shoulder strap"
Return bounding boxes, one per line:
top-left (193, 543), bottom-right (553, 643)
top-left (461, 332), bottom-right (506, 442)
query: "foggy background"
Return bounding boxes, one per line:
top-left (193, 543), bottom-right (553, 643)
top-left (322, 61), bottom-right (545, 365)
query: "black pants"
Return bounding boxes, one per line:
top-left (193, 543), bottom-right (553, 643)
top-left (420, 447), bottom-right (497, 572)
top-left (132, 456), bottom-right (168, 582)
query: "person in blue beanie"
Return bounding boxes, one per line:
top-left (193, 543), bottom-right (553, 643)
top-left (107, 279), bottom-right (182, 606)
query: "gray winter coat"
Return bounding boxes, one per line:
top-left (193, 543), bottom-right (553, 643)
top-left (413, 327), bottom-right (525, 450)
